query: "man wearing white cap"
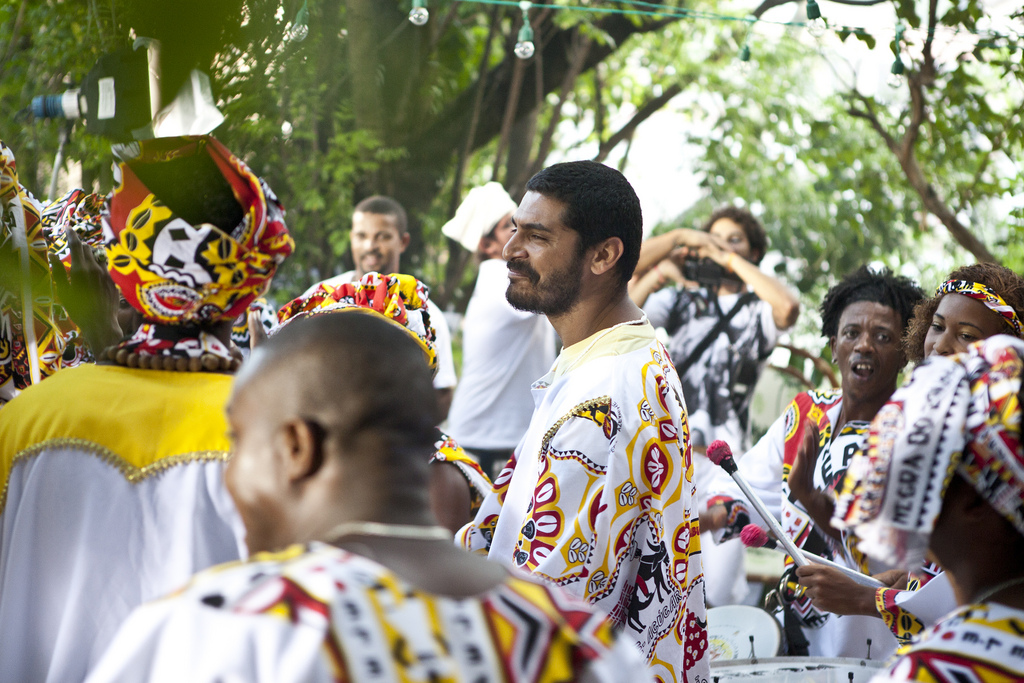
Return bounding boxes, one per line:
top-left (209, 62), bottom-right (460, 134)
top-left (443, 183), bottom-right (556, 478)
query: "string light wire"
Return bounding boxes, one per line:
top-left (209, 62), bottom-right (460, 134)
top-left (451, 0), bottom-right (1023, 52)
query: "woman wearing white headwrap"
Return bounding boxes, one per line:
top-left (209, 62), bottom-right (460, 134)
top-left (834, 335), bottom-right (1024, 682)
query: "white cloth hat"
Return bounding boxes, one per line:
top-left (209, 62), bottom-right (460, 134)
top-left (441, 182), bottom-right (517, 253)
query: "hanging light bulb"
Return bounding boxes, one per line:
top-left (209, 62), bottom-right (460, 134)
top-left (888, 23), bottom-right (905, 88)
top-left (738, 44), bottom-right (753, 76)
top-left (887, 57), bottom-right (905, 89)
top-left (286, 0), bottom-right (309, 42)
top-left (805, 0), bottom-right (827, 38)
top-left (409, 0), bottom-right (429, 26)
top-left (514, 1), bottom-right (535, 60)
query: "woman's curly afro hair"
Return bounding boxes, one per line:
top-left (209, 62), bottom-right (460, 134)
top-left (904, 263), bottom-right (1024, 362)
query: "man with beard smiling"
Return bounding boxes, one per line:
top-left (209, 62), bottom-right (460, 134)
top-left (458, 161), bottom-right (710, 682)
top-left (301, 196), bottom-right (457, 416)
top-left (703, 265), bottom-right (923, 660)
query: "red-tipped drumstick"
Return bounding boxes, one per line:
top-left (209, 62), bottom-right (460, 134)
top-left (740, 524), bottom-right (772, 549)
top-left (740, 524), bottom-right (884, 587)
top-left (706, 439), bottom-right (809, 567)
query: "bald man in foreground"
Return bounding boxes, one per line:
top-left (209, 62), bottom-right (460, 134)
top-left (86, 313), bottom-right (648, 682)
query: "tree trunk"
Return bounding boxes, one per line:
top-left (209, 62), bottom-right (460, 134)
top-left (505, 107), bottom-right (539, 199)
top-left (345, 0), bottom-right (383, 138)
top-left (492, 55), bottom-right (527, 184)
top-left (896, 150), bottom-right (997, 263)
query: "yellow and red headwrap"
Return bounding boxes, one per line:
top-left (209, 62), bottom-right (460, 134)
top-left (936, 279), bottom-right (1023, 337)
top-left (276, 272), bottom-right (438, 374)
top-left (102, 136), bottom-right (293, 327)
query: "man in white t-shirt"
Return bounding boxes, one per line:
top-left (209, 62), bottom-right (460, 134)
top-left (630, 205), bottom-right (800, 607)
top-left (443, 183), bottom-right (556, 478)
top-left (303, 195), bottom-right (457, 416)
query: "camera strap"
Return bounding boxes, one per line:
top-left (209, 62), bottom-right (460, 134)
top-left (674, 291), bottom-right (757, 377)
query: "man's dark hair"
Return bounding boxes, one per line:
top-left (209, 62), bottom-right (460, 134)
top-left (250, 312), bottom-right (437, 462)
top-left (354, 195), bottom-right (408, 235)
top-left (524, 161), bottom-right (642, 286)
top-left (820, 265), bottom-right (924, 339)
top-left (701, 205), bottom-right (768, 265)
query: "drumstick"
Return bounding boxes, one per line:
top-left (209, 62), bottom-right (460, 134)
top-left (706, 439), bottom-right (809, 567)
top-left (740, 524), bottom-right (885, 588)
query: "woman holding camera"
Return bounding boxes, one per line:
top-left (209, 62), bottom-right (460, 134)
top-left (630, 205), bottom-right (800, 606)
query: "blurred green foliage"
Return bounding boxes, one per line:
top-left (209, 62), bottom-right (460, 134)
top-left (1, 0), bottom-right (1021, 314)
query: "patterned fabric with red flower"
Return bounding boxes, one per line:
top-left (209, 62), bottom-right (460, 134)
top-left (276, 271), bottom-right (437, 374)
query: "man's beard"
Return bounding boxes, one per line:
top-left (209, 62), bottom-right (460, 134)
top-left (505, 254), bottom-right (584, 316)
top-left (356, 249), bottom-right (388, 274)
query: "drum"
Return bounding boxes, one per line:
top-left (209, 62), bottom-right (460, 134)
top-left (710, 657), bottom-right (883, 682)
top-left (707, 605), bottom-right (782, 661)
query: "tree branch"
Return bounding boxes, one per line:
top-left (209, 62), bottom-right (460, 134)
top-left (902, 71), bottom-right (926, 159)
top-left (492, 55), bottom-right (526, 183)
top-left (848, 102), bottom-right (997, 262)
top-left (406, 9), bottom-right (684, 176)
top-left (753, 0), bottom-right (886, 17)
top-left (752, 0), bottom-right (792, 18)
top-left (846, 10), bottom-right (998, 265)
top-left (594, 82), bottom-right (683, 162)
top-left (768, 365), bottom-right (818, 391)
top-left (449, 6), bottom-right (501, 217)
top-left (957, 98), bottom-right (1024, 211)
top-left (921, 0), bottom-right (938, 82)
top-left (902, 0), bottom-right (938, 158)
top-left (847, 95), bottom-right (898, 152)
top-left (345, 0), bottom-right (384, 137)
top-left (393, 5), bottom-right (685, 242)
top-left (530, 33), bottom-right (592, 178)
top-left (0, 0), bottom-right (28, 75)
top-left (617, 132), bottom-right (635, 172)
top-left (777, 343), bottom-right (839, 388)
top-left (902, 156), bottom-right (998, 262)
top-left (427, 2), bottom-right (460, 56)
top-left (439, 6), bottom-right (502, 307)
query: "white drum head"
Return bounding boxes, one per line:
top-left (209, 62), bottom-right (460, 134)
top-left (708, 605), bottom-right (782, 661)
top-left (710, 656), bottom-right (883, 682)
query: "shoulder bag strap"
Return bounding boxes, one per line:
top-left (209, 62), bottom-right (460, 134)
top-left (674, 292), bottom-right (758, 376)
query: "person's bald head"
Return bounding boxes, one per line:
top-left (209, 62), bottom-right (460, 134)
top-left (226, 312), bottom-right (439, 554)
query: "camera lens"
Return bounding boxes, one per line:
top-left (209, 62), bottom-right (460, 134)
top-left (31, 95), bottom-right (65, 119)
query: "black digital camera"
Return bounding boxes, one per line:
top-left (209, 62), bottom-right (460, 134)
top-left (682, 256), bottom-right (743, 288)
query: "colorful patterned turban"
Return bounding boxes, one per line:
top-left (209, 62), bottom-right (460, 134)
top-left (102, 136), bottom-right (293, 329)
top-left (276, 272), bottom-right (437, 373)
top-left (0, 140), bottom-right (85, 402)
top-left (936, 279), bottom-right (1023, 337)
top-left (833, 335), bottom-right (1024, 569)
top-left (41, 188), bottom-right (105, 268)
